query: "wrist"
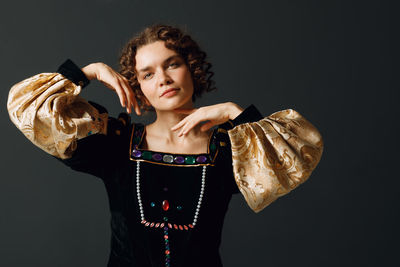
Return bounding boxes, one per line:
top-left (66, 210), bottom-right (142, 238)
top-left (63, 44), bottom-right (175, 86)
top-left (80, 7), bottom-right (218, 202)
top-left (81, 63), bottom-right (98, 81)
top-left (227, 102), bottom-right (244, 120)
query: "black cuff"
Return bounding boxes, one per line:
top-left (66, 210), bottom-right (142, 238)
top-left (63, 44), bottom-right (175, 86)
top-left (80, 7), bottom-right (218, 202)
top-left (57, 59), bottom-right (90, 88)
top-left (230, 104), bottom-right (263, 127)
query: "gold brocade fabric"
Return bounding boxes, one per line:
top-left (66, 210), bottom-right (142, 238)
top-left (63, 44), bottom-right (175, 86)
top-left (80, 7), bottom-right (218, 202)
top-left (7, 73), bottom-right (108, 159)
top-left (227, 109), bottom-right (324, 213)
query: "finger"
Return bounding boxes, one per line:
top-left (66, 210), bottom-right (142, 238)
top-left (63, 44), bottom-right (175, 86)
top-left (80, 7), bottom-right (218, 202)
top-left (131, 97), bottom-right (141, 116)
top-left (118, 79), bottom-right (132, 113)
top-left (179, 118), bottom-right (201, 136)
top-left (171, 115), bottom-right (190, 131)
top-left (113, 81), bottom-right (127, 108)
top-left (127, 85), bottom-right (141, 116)
top-left (119, 75), bottom-right (141, 116)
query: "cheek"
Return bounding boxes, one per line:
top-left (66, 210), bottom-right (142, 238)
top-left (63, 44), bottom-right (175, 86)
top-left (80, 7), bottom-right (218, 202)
top-left (180, 69), bottom-right (194, 90)
top-left (140, 83), bottom-right (156, 99)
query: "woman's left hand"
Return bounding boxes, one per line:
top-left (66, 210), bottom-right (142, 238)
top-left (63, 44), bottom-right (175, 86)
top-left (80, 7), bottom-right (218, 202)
top-left (171, 102), bottom-right (244, 136)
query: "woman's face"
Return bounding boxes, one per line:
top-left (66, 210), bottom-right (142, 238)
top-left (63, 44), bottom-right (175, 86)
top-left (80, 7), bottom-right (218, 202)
top-left (135, 40), bottom-right (194, 111)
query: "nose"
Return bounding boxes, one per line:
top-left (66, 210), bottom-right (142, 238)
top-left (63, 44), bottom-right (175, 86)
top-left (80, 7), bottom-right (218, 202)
top-left (158, 69), bottom-right (173, 87)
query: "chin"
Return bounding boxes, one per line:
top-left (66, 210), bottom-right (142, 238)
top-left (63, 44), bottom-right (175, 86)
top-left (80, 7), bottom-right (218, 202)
top-left (155, 96), bottom-right (193, 111)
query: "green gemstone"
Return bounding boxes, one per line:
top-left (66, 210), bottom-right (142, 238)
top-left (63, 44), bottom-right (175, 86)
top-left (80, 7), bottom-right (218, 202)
top-left (142, 151), bottom-right (152, 160)
top-left (163, 217), bottom-right (168, 221)
top-left (166, 254), bottom-right (170, 258)
top-left (210, 142), bottom-right (216, 151)
top-left (165, 239), bottom-right (169, 243)
top-left (177, 206), bottom-right (182, 210)
top-left (184, 156), bottom-right (195, 164)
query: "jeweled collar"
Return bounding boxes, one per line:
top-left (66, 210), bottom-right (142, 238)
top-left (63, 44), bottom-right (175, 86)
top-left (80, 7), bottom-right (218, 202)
top-left (129, 123), bottom-right (222, 167)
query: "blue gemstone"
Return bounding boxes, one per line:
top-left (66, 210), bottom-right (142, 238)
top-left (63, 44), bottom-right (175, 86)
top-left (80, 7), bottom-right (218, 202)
top-left (152, 153), bottom-right (162, 161)
top-left (150, 202), bottom-right (155, 207)
top-left (196, 155), bottom-right (207, 163)
top-left (174, 156), bottom-right (185, 164)
top-left (164, 226), bottom-right (168, 231)
top-left (132, 149), bottom-right (142, 157)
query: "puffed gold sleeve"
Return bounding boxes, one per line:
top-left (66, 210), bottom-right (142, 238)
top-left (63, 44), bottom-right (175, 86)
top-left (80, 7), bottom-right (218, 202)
top-left (7, 72), bottom-right (108, 159)
top-left (227, 108), bottom-right (324, 213)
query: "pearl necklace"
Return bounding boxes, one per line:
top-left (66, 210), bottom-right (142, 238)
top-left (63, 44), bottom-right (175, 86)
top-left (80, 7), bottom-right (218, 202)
top-left (136, 160), bottom-right (207, 227)
top-left (135, 161), bottom-right (207, 267)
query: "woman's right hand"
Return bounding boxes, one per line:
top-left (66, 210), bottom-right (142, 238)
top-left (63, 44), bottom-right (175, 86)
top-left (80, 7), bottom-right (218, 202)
top-left (81, 62), bottom-right (141, 115)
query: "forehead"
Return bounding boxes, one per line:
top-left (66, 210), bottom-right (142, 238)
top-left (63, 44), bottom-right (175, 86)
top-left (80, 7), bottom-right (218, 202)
top-left (135, 41), bottom-right (180, 72)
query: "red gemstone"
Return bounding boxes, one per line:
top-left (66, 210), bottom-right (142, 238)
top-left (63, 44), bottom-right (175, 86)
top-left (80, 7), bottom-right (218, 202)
top-left (155, 223), bottom-right (160, 228)
top-left (160, 223), bottom-right (165, 228)
top-left (165, 250), bottom-right (170, 255)
top-left (179, 225), bottom-right (183, 230)
top-left (164, 235), bottom-right (168, 239)
top-left (141, 220), bottom-right (146, 224)
top-left (168, 223), bottom-right (172, 228)
top-left (162, 200), bottom-right (170, 211)
top-left (145, 222), bottom-right (150, 227)
top-left (188, 224), bottom-right (194, 228)
top-left (184, 225), bottom-right (188, 230)
top-left (150, 223), bottom-right (154, 227)
top-left (174, 224), bottom-right (178, 230)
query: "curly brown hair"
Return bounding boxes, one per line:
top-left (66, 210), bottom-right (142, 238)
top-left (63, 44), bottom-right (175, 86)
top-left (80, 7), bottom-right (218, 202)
top-left (118, 23), bottom-right (216, 113)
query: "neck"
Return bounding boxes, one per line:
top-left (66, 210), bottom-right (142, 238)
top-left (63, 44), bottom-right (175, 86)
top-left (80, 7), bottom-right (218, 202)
top-left (147, 102), bottom-right (205, 145)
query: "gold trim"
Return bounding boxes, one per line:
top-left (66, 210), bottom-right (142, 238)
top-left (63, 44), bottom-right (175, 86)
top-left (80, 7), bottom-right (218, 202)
top-left (129, 157), bottom-right (215, 167)
top-left (217, 128), bottom-right (227, 134)
top-left (128, 122), bottom-right (135, 157)
top-left (128, 123), bottom-right (220, 167)
top-left (219, 141), bottom-right (226, 147)
top-left (118, 117), bottom-right (127, 126)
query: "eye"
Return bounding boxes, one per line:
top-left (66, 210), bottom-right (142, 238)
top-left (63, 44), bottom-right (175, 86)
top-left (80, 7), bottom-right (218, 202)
top-left (169, 62), bottom-right (179, 67)
top-left (143, 73), bottom-right (152, 79)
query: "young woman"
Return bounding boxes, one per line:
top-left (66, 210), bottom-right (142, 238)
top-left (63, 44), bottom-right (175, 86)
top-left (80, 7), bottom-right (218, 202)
top-left (7, 24), bottom-right (324, 267)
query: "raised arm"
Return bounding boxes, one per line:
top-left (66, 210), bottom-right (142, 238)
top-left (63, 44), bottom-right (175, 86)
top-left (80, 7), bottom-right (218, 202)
top-left (7, 59), bottom-right (138, 179)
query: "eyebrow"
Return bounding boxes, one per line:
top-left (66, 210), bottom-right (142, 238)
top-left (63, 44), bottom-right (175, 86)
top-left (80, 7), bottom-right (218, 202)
top-left (138, 55), bottom-right (181, 73)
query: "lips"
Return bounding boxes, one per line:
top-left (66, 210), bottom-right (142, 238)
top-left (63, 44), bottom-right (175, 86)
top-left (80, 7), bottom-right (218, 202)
top-left (160, 88), bottom-right (179, 97)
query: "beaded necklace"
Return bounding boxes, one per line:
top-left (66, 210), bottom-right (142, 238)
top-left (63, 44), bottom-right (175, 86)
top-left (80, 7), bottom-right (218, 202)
top-left (135, 160), bottom-right (206, 267)
top-left (128, 122), bottom-right (230, 267)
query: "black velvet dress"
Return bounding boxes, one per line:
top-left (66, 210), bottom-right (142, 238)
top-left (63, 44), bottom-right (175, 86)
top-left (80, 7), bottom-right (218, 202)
top-left (52, 60), bottom-right (264, 267)
top-left (7, 58), bottom-right (324, 267)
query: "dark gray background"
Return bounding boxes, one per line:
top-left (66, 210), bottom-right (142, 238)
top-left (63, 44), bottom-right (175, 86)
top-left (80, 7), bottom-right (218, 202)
top-left (1, 0), bottom-right (398, 266)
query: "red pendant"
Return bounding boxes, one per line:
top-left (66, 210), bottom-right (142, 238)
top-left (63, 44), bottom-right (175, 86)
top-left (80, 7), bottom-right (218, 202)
top-left (162, 200), bottom-right (170, 211)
